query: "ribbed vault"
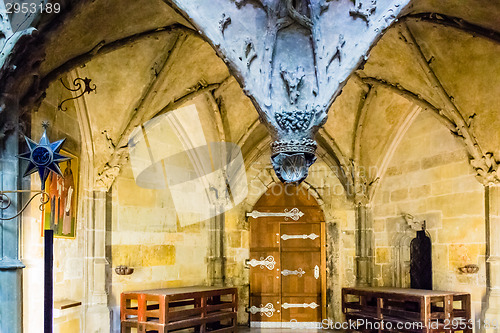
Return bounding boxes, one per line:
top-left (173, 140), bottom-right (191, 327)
top-left (2, 0), bottom-right (500, 194)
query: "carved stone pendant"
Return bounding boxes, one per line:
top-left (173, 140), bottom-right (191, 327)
top-left (170, 0), bottom-right (411, 183)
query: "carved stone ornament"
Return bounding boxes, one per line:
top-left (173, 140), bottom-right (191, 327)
top-left (471, 153), bottom-right (500, 185)
top-left (169, 0), bottom-right (411, 183)
top-left (401, 213), bottom-right (425, 231)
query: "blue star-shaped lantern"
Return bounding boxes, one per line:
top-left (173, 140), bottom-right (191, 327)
top-left (18, 127), bottom-right (71, 191)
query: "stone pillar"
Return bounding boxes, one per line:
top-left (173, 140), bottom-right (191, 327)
top-left (0, 95), bottom-right (23, 333)
top-left (207, 206), bottom-right (226, 286)
top-left (355, 202), bottom-right (374, 286)
top-left (484, 185), bottom-right (500, 332)
top-left (84, 190), bottom-right (110, 332)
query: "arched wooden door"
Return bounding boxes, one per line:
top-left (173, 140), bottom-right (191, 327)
top-left (248, 183), bottom-right (326, 328)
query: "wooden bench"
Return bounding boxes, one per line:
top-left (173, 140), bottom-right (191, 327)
top-left (342, 287), bottom-right (471, 333)
top-left (121, 286), bottom-right (238, 333)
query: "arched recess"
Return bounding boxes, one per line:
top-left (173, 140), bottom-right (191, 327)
top-left (247, 183), bottom-right (327, 328)
top-left (231, 147), bottom-right (349, 323)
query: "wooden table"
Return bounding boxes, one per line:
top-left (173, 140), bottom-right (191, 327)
top-left (342, 287), bottom-right (471, 333)
top-left (121, 286), bottom-right (238, 333)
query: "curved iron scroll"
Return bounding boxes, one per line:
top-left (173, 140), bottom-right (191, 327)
top-left (58, 77), bottom-right (96, 111)
top-left (0, 190), bottom-right (49, 220)
top-left (248, 303), bottom-right (276, 317)
top-left (246, 256), bottom-right (276, 270)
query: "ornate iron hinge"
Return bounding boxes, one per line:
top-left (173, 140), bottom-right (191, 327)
top-left (281, 268), bottom-right (305, 277)
top-left (245, 256), bottom-right (276, 270)
top-left (281, 233), bottom-right (319, 240)
top-left (246, 207), bottom-right (304, 221)
top-left (248, 303), bottom-right (276, 317)
top-left (282, 302), bottom-right (319, 309)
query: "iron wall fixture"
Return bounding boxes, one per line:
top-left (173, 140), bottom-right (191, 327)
top-left (1, 123), bottom-right (70, 220)
top-left (115, 265), bottom-right (134, 275)
top-left (18, 123), bottom-right (71, 189)
top-left (0, 190), bottom-right (49, 220)
top-left (58, 77), bottom-right (96, 111)
top-left (458, 264), bottom-right (479, 274)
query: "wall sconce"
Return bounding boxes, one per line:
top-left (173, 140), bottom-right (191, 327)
top-left (115, 265), bottom-right (134, 275)
top-left (458, 264), bottom-right (479, 274)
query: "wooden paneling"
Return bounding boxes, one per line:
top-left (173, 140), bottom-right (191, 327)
top-left (248, 250), bottom-right (280, 295)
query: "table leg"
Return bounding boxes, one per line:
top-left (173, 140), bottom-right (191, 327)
top-left (444, 295), bottom-right (453, 333)
top-left (377, 298), bottom-right (384, 333)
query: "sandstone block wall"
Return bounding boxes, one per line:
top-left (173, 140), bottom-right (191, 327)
top-left (372, 112), bottom-right (487, 321)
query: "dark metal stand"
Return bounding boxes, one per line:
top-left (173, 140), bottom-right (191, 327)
top-left (44, 229), bottom-right (53, 333)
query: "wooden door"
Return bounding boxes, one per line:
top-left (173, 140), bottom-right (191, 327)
top-left (249, 217), bottom-right (281, 324)
top-left (280, 222), bottom-right (322, 323)
top-left (248, 184), bottom-right (326, 327)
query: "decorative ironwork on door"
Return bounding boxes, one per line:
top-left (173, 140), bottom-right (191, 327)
top-left (281, 268), bottom-right (305, 277)
top-left (246, 208), bottom-right (304, 221)
top-left (282, 302), bottom-right (319, 309)
top-left (281, 233), bottom-right (319, 240)
top-left (248, 303), bottom-right (276, 317)
top-left (246, 256), bottom-right (276, 270)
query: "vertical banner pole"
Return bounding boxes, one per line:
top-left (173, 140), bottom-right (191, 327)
top-left (44, 229), bottom-right (53, 333)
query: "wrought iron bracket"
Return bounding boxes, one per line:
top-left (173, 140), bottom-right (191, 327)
top-left (58, 77), bottom-right (96, 111)
top-left (0, 190), bottom-right (49, 221)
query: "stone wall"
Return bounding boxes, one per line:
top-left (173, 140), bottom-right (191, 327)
top-left (371, 111), bottom-right (487, 321)
top-left (108, 162), bottom-right (210, 332)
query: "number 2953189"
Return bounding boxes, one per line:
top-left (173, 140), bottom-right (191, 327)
top-left (5, 2), bottom-right (61, 14)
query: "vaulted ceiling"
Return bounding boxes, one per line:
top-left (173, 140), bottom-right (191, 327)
top-left (17, 0), bottom-right (500, 194)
